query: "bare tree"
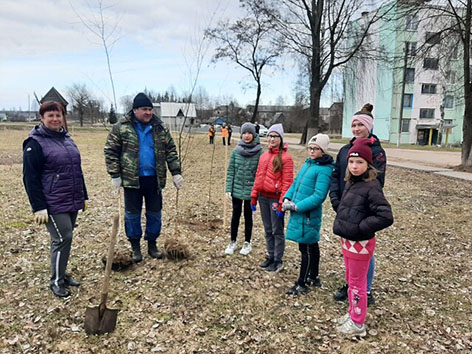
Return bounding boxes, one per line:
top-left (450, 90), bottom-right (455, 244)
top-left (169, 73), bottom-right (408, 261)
top-left (262, 0), bottom-right (395, 143)
top-left (206, 0), bottom-right (284, 123)
top-left (72, 0), bottom-right (120, 112)
top-left (68, 84), bottom-right (91, 127)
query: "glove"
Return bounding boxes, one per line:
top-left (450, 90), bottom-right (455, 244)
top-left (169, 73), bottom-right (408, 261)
top-left (225, 192), bottom-right (232, 201)
top-left (251, 204), bottom-right (257, 212)
top-left (83, 200), bottom-right (88, 212)
top-left (284, 201), bottom-right (298, 212)
top-left (282, 199), bottom-right (292, 212)
top-left (172, 174), bottom-right (184, 190)
top-left (111, 177), bottom-right (121, 193)
top-left (276, 211), bottom-right (285, 219)
top-left (34, 209), bottom-right (48, 225)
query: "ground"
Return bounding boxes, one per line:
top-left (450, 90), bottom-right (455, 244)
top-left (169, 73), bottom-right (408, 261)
top-left (0, 126), bottom-right (471, 353)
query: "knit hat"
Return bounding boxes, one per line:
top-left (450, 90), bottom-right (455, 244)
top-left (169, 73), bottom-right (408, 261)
top-left (267, 123), bottom-right (284, 138)
top-left (347, 137), bottom-right (375, 164)
top-left (307, 133), bottom-right (329, 153)
top-left (241, 122), bottom-right (256, 136)
top-left (351, 103), bottom-right (374, 132)
top-left (133, 92), bottom-right (153, 109)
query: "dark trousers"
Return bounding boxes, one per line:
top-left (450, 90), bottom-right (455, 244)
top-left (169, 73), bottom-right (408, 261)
top-left (222, 137), bottom-right (226, 145)
top-left (124, 176), bottom-right (162, 241)
top-left (298, 242), bottom-right (320, 286)
top-left (231, 197), bottom-right (253, 242)
top-left (228, 133), bottom-right (232, 145)
top-left (259, 195), bottom-right (285, 262)
top-left (209, 136), bottom-right (214, 144)
top-left (46, 212), bottom-right (78, 287)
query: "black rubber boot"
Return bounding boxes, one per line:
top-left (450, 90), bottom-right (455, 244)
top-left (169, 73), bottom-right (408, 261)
top-left (130, 239), bottom-right (143, 263)
top-left (148, 241), bottom-right (163, 259)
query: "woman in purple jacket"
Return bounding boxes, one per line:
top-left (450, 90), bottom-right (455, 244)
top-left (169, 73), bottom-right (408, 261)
top-left (23, 101), bottom-right (88, 298)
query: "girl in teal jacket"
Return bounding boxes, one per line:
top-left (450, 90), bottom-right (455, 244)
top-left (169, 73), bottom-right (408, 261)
top-left (224, 123), bottom-right (263, 256)
top-left (282, 134), bottom-right (334, 295)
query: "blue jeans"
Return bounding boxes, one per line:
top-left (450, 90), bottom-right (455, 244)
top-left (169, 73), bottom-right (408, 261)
top-left (123, 176), bottom-right (162, 241)
top-left (367, 254), bottom-right (375, 293)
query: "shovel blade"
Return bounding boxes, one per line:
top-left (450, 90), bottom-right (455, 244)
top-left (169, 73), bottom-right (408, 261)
top-left (84, 305), bottom-right (119, 335)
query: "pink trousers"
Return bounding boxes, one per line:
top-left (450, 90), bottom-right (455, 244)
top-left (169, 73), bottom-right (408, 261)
top-left (344, 255), bottom-right (372, 325)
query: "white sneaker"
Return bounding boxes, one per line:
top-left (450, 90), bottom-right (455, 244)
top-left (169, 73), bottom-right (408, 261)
top-left (239, 242), bottom-right (252, 255)
top-left (336, 318), bottom-right (367, 337)
top-left (336, 313), bottom-right (350, 325)
top-left (224, 241), bottom-right (237, 255)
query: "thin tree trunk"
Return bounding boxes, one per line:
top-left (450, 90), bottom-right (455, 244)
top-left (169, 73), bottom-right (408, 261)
top-left (251, 82), bottom-right (262, 123)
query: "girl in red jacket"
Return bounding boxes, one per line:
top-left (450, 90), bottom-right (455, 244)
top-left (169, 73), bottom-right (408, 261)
top-left (251, 124), bottom-right (293, 273)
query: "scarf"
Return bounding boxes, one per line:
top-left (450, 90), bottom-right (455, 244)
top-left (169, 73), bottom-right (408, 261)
top-left (235, 139), bottom-right (262, 157)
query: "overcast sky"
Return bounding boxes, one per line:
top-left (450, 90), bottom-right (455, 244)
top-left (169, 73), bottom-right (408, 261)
top-left (0, 0), bottom-right (302, 112)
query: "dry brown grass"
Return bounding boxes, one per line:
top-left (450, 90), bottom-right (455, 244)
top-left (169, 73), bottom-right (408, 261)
top-left (0, 125), bottom-right (471, 353)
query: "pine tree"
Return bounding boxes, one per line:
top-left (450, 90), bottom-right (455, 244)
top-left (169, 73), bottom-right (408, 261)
top-left (108, 104), bottom-right (117, 124)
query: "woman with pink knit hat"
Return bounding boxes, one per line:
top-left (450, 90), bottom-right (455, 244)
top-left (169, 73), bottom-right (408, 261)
top-left (329, 103), bottom-right (387, 306)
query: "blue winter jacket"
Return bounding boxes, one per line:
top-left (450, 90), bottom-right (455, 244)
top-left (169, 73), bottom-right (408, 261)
top-left (284, 154), bottom-right (334, 244)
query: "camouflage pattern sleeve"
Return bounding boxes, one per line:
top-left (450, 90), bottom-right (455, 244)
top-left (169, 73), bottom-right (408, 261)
top-left (164, 128), bottom-right (181, 175)
top-left (104, 123), bottom-right (123, 178)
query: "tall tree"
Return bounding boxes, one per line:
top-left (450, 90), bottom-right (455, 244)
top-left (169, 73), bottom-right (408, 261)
top-left (264, 0), bottom-right (395, 142)
top-left (73, 0), bottom-right (120, 112)
top-left (206, 0), bottom-right (284, 123)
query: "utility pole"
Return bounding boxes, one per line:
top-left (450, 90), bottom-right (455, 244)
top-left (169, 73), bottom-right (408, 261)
top-left (397, 42), bottom-right (409, 147)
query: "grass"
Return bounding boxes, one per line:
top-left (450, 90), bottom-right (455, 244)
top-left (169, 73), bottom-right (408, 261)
top-left (0, 128), bottom-right (471, 353)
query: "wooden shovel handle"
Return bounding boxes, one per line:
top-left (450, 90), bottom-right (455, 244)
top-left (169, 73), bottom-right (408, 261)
top-left (101, 214), bottom-right (119, 306)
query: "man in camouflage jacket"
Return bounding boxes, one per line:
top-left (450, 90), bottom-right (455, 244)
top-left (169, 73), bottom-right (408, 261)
top-left (104, 92), bottom-right (183, 262)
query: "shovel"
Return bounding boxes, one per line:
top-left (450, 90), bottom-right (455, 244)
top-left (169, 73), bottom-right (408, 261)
top-left (84, 215), bottom-right (120, 335)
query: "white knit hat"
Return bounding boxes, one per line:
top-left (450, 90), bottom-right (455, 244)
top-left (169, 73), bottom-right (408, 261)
top-left (307, 133), bottom-right (329, 153)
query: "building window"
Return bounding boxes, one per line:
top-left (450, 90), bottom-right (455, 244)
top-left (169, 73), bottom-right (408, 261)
top-left (421, 84), bottom-right (437, 94)
top-left (444, 119), bottom-right (453, 125)
top-left (403, 94), bottom-right (413, 107)
top-left (406, 15), bottom-right (419, 31)
top-left (401, 119), bottom-right (410, 132)
top-left (419, 108), bottom-right (435, 119)
top-left (425, 32), bottom-right (441, 45)
top-left (423, 58), bottom-right (439, 70)
top-left (406, 42), bottom-right (417, 57)
top-left (445, 70), bottom-right (456, 84)
top-left (444, 95), bottom-right (454, 109)
top-left (406, 68), bottom-right (415, 83)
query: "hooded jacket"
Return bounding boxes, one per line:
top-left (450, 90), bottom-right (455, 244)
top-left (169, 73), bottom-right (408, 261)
top-left (284, 154), bottom-right (334, 244)
top-left (251, 144), bottom-right (293, 209)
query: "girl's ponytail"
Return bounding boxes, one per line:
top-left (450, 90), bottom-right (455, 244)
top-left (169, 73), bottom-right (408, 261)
top-left (272, 140), bottom-right (284, 173)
